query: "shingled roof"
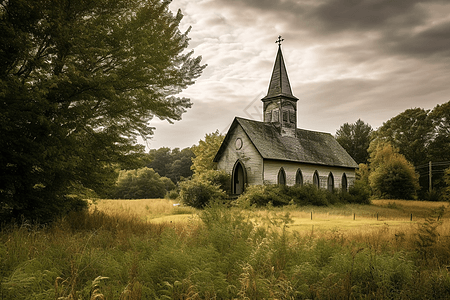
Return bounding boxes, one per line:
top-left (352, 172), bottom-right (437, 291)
top-left (214, 117), bottom-right (358, 169)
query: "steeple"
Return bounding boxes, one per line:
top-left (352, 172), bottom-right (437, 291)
top-left (261, 37), bottom-right (298, 102)
top-left (262, 37), bottom-right (298, 138)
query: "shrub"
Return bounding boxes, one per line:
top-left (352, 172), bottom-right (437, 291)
top-left (235, 185), bottom-right (290, 207)
top-left (113, 167), bottom-right (176, 199)
top-left (368, 142), bottom-right (419, 199)
top-left (236, 184), bottom-right (332, 207)
top-left (179, 179), bottom-right (226, 209)
top-left (165, 190), bottom-right (179, 200)
top-left (198, 169), bottom-right (231, 194)
top-left (345, 180), bottom-right (371, 204)
top-left (425, 189), bottom-right (441, 202)
top-left (288, 184), bottom-right (329, 206)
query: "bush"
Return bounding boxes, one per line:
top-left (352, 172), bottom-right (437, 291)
top-left (113, 167), bottom-right (176, 199)
top-left (179, 179), bottom-right (226, 209)
top-left (165, 190), bottom-right (179, 200)
top-left (235, 185), bottom-right (290, 207)
top-left (368, 142), bottom-right (419, 199)
top-left (343, 180), bottom-right (371, 204)
top-left (197, 169), bottom-right (231, 194)
top-left (236, 184), bottom-right (333, 207)
top-left (288, 184), bottom-right (329, 206)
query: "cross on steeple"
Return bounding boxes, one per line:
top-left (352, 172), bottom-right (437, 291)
top-left (275, 35), bottom-right (284, 47)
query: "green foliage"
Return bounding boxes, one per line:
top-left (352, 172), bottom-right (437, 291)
top-left (0, 0), bottom-right (205, 223)
top-left (347, 180), bottom-right (371, 204)
top-left (335, 119), bottom-right (373, 164)
top-left (2, 206), bottom-right (450, 299)
top-left (369, 141), bottom-right (420, 199)
top-left (375, 108), bottom-right (431, 167)
top-left (113, 167), bottom-right (175, 199)
top-left (147, 147), bottom-right (194, 183)
top-left (442, 167), bottom-right (450, 201)
top-left (179, 179), bottom-right (226, 209)
top-left (191, 130), bottom-right (225, 176)
top-left (197, 169), bottom-right (231, 194)
top-left (235, 183), bottom-right (371, 208)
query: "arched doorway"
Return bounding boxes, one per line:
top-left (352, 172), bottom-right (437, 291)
top-left (341, 173), bottom-right (348, 192)
top-left (278, 168), bottom-right (286, 185)
top-left (327, 172), bottom-right (334, 192)
top-left (313, 171), bottom-right (320, 188)
top-left (232, 161), bottom-right (246, 195)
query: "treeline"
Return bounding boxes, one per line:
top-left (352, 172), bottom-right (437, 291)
top-left (110, 147), bottom-right (193, 199)
top-left (336, 100), bottom-right (450, 200)
top-left (110, 131), bottom-right (225, 200)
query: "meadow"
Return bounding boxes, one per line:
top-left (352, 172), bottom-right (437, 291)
top-left (1, 199), bottom-right (450, 299)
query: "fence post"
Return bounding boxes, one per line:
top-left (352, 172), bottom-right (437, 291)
top-left (353, 213), bottom-right (355, 220)
top-left (410, 213), bottom-right (413, 221)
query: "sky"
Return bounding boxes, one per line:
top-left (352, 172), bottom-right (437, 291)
top-left (144, 0), bottom-right (450, 150)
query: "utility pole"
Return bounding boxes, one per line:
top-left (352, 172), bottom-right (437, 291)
top-left (429, 161), bottom-right (432, 192)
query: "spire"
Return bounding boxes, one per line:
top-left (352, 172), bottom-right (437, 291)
top-left (262, 37), bottom-right (298, 102)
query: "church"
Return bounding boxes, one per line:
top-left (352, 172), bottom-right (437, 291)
top-left (213, 38), bottom-right (358, 195)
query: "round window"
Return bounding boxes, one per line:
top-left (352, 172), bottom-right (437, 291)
top-left (235, 138), bottom-right (243, 150)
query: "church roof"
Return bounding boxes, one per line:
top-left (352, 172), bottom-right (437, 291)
top-left (261, 46), bottom-right (298, 102)
top-left (214, 117), bottom-right (358, 168)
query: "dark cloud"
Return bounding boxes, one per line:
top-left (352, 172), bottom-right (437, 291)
top-left (312, 0), bottom-right (425, 32)
top-left (385, 21), bottom-right (450, 58)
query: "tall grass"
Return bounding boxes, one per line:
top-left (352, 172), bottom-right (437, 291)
top-left (2, 201), bottom-right (450, 299)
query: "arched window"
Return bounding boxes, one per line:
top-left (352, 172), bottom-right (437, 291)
top-left (278, 168), bottom-right (286, 185)
top-left (341, 173), bottom-right (348, 192)
top-left (327, 172), bottom-right (334, 192)
top-left (295, 169), bottom-right (303, 186)
top-left (313, 171), bottom-right (320, 188)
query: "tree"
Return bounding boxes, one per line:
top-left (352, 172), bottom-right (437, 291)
top-left (191, 130), bottom-right (225, 176)
top-left (113, 168), bottom-right (175, 199)
top-left (0, 0), bottom-right (205, 222)
top-left (374, 108), bottom-right (432, 167)
top-left (428, 101), bottom-right (450, 162)
top-left (147, 147), bottom-right (194, 183)
top-left (368, 141), bottom-right (419, 199)
top-left (335, 119), bottom-right (373, 164)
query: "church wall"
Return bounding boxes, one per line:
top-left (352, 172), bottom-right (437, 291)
top-left (263, 160), bottom-right (355, 189)
top-left (216, 124), bottom-right (264, 187)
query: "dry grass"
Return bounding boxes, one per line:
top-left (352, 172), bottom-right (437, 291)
top-left (91, 198), bottom-right (450, 234)
top-left (92, 198), bottom-right (198, 223)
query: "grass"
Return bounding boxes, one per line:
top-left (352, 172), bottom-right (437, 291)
top-left (2, 198), bottom-right (450, 299)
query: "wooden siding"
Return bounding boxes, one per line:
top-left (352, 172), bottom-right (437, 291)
top-left (216, 124), bottom-right (264, 186)
top-left (263, 160), bottom-right (355, 189)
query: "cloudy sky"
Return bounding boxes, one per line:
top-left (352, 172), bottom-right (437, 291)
top-left (145, 0), bottom-right (450, 150)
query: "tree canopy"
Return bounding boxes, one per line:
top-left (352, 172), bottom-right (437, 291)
top-left (113, 167), bottom-right (175, 199)
top-left (335, 119), bottom-right (373, 164)
top-left (147, 147), bottom-right (194, 183)
top-left (191, 130), bottom-right (225, 176)
top-left (0, 0), bottom-right (205, 222)
top-left (368, 141), bottom-right (419, 200)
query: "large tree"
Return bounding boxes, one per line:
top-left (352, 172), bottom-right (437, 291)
top-left (0, 0), bottom-right (205, 222)
top-left (374, 108), bottom-right (432, 167)
top-left (147, 147), bottom-right (194, 183)
top-left (335, 119), bottom-right (373, 164)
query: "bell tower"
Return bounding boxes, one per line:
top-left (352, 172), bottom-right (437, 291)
top-left (261, 36), bottom-right (298, 138)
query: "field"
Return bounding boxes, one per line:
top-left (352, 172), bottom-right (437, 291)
top-left (93, 198), bottom-right (450, 232)
top-left (1, 199), bottom-right (450, 299)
